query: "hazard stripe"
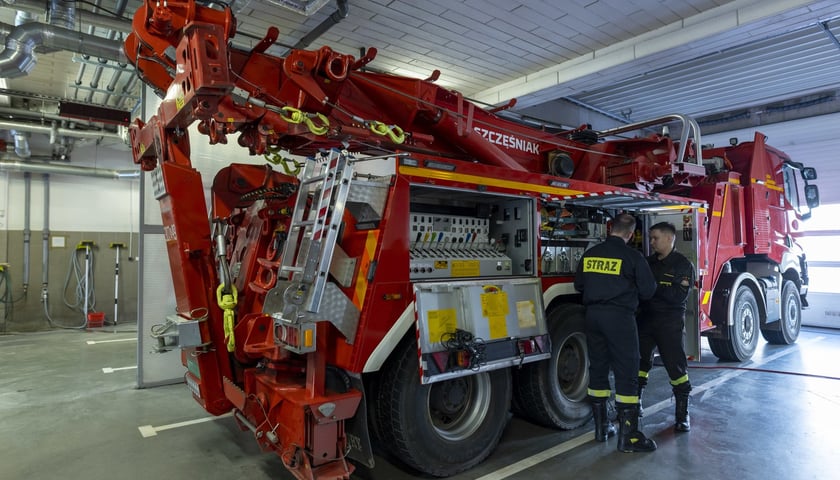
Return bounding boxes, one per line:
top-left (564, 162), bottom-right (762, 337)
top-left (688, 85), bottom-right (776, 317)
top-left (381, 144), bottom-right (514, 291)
top-left (352, 230), bottom-right (380, 309)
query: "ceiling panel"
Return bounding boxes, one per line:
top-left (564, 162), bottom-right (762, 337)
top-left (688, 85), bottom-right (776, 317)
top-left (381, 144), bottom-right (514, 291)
top-left (0, 0), bottom-right (838, 167)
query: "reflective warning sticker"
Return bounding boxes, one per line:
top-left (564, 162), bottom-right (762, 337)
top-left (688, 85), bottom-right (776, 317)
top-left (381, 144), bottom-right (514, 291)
top-left (427, 308), bottom-right (457, 344)
top-left (582, 257), bottom-right (622, 275)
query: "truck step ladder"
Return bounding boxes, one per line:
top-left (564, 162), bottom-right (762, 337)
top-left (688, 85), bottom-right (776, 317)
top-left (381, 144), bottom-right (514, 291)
top-left (277, 149), bottom-right (355, 320)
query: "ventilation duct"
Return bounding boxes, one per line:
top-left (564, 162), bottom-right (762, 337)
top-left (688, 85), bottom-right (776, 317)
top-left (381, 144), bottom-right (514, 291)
top-left (0, 21), bottom-right (125, 78)
top-left (1, 0), bottom-right (129, 32)
top-left (47, 0), bottom-right (75, 29)
top-left (10, 129), bottom-right (30, 158)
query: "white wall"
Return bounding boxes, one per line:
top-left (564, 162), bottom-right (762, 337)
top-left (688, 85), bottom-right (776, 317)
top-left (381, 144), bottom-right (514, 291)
top-left (4, 142), bottom-right (140, 233)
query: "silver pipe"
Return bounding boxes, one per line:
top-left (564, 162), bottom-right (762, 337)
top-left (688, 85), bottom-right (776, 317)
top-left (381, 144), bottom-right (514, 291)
top-left (291, 0), bottom-right (349, 50)
top-left (0, 159), bottom-right (140, 179)
top-left (0, 106), bottom-right (103, 128)
top-left (596, 113), bottom-right (703, 166)
top-left (0, 119), bottom-right (123, 141)
top-left (23, 171), bottom-right (31, 291)
top-left (73, 0), bottom-right (100, 98)
top-left (117, 74), bottom-right (139, 109)
top-left (90, 0), bottom-right (128, 104)
top-left (85, 62), bottom-right (106, 102)
top-left (0, 21), bottom-right (126, 78)
top-left (42, 173), bottom-right (49, 286)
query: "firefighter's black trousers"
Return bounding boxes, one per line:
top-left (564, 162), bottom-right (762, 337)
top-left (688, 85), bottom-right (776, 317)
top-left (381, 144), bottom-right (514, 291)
top-left (585, 304), bottom-right (640, 403)
top-left (638, 311), bottom-right (689, 385)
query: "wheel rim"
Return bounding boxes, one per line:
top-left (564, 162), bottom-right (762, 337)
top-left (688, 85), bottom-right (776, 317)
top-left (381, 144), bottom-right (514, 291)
top-left (427, 373), bottom-right (491, 441)
top-left (738, 299), bottom-right (756, 346)
top-left (785, 292), bottom-right (800, 332)
top-left (555, 332), bottom-right (588, 401)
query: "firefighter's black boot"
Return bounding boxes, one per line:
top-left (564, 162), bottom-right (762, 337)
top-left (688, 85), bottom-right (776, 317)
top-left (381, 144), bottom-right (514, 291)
top-left (590, 398), bottom-right (616, 442)
top-left (637, 375), bottom-right (648, 417)
top-left (673, 383), bottom-right (691, 432)
top-left (616, 403), bottom-right (657, 453)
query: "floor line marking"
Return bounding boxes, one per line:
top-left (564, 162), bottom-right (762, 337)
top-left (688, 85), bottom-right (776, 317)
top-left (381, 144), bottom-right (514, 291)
top-left (86, 337), bottom-right (137, 345)
top-left (138, 412), bottom-right (233, 438)
top-left (475, 337), bottom-right (824, 480)
top-left (102, 366), bottom-right (138, 374)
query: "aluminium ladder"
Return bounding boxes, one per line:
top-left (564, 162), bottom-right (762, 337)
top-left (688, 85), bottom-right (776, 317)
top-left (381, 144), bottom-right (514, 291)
top-left (276, 149), bottom-right (355, 322)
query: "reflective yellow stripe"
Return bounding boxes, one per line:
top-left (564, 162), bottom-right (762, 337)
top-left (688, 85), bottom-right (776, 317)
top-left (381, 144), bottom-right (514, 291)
top-left (638, 371), bottom-right (649, 379)
top-left (615, 394), bottom-right (639, 404)
top-left (588, 388), bottom-right (611, 399)
top-left (752, 177), bottom-right (783, 192)
top-left (702, 291), bottom-right (711, 305)
top-left (670, 374), bottom-right (690, 386)
top-left (352, 230), bottom-right (380, 309)
top-left (399, 165), bottom-right (585, 196)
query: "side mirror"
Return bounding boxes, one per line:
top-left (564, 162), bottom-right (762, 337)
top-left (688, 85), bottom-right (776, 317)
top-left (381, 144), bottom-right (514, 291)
top-left (801, 167), bottom-right (817, 180)
top-left (805, 184), bottom-right (820, 209)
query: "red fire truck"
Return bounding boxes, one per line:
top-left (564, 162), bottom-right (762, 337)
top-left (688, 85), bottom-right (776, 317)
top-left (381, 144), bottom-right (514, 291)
top-left (125, 1), bottom-right (820, 478)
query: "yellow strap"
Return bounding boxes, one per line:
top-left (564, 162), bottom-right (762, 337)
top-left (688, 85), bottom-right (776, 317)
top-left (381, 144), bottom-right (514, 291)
top-left (216, 284), bottom-right (238, 352)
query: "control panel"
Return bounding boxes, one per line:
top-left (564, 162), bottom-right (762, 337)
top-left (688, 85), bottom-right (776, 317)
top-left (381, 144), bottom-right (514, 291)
top-left (409, 213), bottom-right (512, 279)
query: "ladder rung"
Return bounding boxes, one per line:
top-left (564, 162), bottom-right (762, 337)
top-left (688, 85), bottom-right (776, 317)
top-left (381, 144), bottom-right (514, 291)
top-left (280, 266), bottom-right (304, 273)
top-left (291, 220), bottom-right (316, 229)
top-left (301, 174), bottom-right (328, 185)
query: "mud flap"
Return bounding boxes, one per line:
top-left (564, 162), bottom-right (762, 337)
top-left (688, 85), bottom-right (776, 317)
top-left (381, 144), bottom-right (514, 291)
top-left (344, 374), bottom-right (375, 468)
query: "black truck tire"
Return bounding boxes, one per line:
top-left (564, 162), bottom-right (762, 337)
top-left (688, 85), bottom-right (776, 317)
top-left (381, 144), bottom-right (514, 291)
top-left (761, 280), bottom-right (801, 345)
top-left (709, 285), bottom-right (760, 361)
top-left (512, 303), bottom-right (591, 429)
top-left (373, 335), bottom-right (511, 477)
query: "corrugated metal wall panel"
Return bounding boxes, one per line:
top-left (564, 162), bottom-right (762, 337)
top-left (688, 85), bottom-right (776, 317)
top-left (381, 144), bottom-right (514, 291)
top-left (573, 23), bottom-right (840, 120)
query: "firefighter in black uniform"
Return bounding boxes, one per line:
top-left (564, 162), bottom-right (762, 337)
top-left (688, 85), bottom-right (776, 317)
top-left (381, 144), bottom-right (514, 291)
top-left (637, 221), bottom-right (695, 432)
top-left (574, 213), bottom-right (657, 452)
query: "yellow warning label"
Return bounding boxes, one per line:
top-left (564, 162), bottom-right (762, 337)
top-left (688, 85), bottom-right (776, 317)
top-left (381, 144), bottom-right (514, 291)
top-left (582, 257), bottom-right (622, 275)
top-left (481, 290), bottom-right (509, 317)
top-left (516, 300), bottom-right (537, 328)
top-left (434, 260), bottom-right (448, 269)
top-left (427, 309), bottom-right (457, 344)
top-left (451, 260), bottom-right (480, 277)
top-left (176, 95), bottom-right (185, 111)
top-left (488, 315), bottom-right (508, 339)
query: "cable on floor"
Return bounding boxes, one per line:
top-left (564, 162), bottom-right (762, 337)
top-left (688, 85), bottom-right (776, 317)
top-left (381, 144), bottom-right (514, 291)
top-left (686, 364), bottom-right (840, 382)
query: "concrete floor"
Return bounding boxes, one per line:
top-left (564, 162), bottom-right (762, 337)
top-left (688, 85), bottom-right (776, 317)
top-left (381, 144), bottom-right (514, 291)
top-left (1, 324), bottom-right (839, 480)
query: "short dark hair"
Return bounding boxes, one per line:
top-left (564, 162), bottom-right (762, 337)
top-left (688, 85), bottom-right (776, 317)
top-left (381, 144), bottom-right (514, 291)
top-left (650, 222), bottom-right (676, 236)
top-left (611, 213), bottom-right (637, 236)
